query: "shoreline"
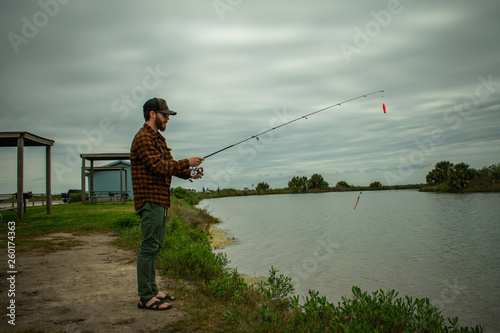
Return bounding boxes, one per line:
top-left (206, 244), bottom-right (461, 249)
top-left (208, 225), bottom-right (236, 249)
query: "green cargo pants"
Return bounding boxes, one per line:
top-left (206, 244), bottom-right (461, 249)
top-left (136, 201), bottom-right (168, 303)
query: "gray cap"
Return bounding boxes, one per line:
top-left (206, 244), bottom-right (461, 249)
top-left (143, 97), bottom-right (177, 116)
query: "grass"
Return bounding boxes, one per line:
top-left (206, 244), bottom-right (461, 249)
top-left (0, 198), bottom-right (486, 332)
top-left (0, 202), bottom-right (134, 254)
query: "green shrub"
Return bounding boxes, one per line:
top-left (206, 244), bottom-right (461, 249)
top-left (254, 267), bottom-right (296, 331)
top-left (158, 217), bottom-right (228, 281)
top-left (258, 266), bottom-right (294, 304)
top-left (285, 285), bottom-right (484, 332)
top-left (244, 267), bottom-right (485, 332)
top-left (171, 187), bottom-right (199, 205)
top-left (210, 268), bottom-right (249, 301)
top-left (68, 193), bottom-right (81, 203)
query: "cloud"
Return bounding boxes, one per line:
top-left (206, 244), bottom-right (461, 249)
top-left (1, 0), bottom-right (499, 192)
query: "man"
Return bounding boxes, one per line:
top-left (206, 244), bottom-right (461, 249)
top-left (130, 97), bottom-right (204, 310)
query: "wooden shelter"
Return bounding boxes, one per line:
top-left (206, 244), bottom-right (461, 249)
top-left (0, 132), bottom-right (54, 221)
top-left (80, 153), bottom-right (130, 203)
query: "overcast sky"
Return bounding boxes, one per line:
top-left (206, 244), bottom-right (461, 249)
top-left (1, 0), bottom-right (499, 194)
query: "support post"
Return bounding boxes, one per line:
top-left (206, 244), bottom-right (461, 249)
top-left (81, 157), bottom-right (86, 203)
top-left (125, 169), bottom-right (128, 200)
top-left (46, 145), bottom-right (52, 215)
top-left (90, 160), bottom-right (94, 204)
top-left (17, 135), bottom-right (24, 222)
top-left (120, 168), bottom-right (123, 202)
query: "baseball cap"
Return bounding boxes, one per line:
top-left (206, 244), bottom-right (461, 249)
top-left (143, 97), bottom-right (177, 116)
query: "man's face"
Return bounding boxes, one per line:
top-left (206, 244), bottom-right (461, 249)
top-left (155, 112), bottom-right (169, 132)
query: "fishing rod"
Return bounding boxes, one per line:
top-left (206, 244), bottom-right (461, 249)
top-left (191, 90), bottom-right (384, 178)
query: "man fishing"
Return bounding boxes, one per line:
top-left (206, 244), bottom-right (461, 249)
top-left (130, 97), bottom-right (204, 310)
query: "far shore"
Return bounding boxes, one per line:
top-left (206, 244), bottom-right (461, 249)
top-left (194, 182), bottom-right (500, 201)
top-left (196, 183), bottom-right (424, 200)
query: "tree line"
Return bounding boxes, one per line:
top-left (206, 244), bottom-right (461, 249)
top-left (254, 174), bottom-right (385, 194)
top-left (254, 174), bottom-right (331, 193)
top-left (256, 160), bottom-right (500, 194)
top-left (287, 174), bottom-right (330, 193)
top-left (425, 161), bottom-right (499, 190)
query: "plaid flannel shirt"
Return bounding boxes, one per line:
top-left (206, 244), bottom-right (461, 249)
top-left (130, 124), bottom-right (191, 210)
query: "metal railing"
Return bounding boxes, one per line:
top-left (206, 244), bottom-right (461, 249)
top-left (89, 191), bottom-right (130, 204)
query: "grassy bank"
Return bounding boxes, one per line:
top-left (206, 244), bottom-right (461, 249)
top-left (0, 199), bottom-right (485, 332)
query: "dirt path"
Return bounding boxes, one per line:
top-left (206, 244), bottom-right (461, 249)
top-left (1, 233), bottom-right (186, 332)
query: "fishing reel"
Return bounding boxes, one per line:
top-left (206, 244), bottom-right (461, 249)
top-left (189, 167), bottom-right (203, 182)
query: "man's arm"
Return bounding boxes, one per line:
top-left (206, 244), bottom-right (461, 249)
top-left (133, 133), bottom-right (204, 179)
top-left (173, 157), bottom-right (204, 179)
top-left (133, 133), bottom-right (189, 177)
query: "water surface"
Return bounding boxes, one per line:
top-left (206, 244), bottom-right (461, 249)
top-left (199, 190), bottom-right (500, 331)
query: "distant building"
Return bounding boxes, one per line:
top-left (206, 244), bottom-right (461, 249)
top-left (85, 160), bottom-right (133, 198)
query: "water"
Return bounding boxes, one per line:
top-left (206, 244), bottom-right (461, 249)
top-left (199, 190), bottom-right (500, 331)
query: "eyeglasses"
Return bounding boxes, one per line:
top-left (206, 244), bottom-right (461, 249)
top-left (155, 111), bottom-right (169, 118)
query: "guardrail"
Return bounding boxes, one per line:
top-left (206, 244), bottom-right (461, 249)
top-left (0, 192), bottom-right (53, 211)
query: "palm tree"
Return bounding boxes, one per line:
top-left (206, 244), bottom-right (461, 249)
top-left (288, 176), bottom-right (308, 192)
top-left (426, 170), bottom-right (437, 185)
top-left (447, 162), bottom-right (475, 189)
top-left (434, 161), bottom-right (454, 184)
top-left (307, 174), bottom-right (329, 189)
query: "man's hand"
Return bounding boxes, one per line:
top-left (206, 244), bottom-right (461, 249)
top-left (192, 167), bottom-right (204, 179)
top-left (188, 157), bottom-right (204, 167)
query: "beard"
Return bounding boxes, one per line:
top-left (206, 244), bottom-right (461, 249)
top-left (155, 116), bottom-right (167, 132)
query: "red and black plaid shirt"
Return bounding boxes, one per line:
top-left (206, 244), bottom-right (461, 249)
top-left (130, 124), bottom-right (191, 210)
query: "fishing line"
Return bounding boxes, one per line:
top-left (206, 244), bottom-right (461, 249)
top-left (203, 90), bottom-right (383, 159)
top-left (191, 90), bottom-right (384, 178)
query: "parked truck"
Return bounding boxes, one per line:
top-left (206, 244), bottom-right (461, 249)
top-left (61, 189), bottom-right (81, 203)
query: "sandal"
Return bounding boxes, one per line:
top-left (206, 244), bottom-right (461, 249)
top-left (156, 292), bottom-right (176, 301)
top-left (138, 297), bottom-right (172, 311)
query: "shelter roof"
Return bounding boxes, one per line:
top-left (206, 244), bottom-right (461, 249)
top-left (0, 131), bottom-right (54, 147)
top-left (80, 153), bottom-right (130, 161)
top-left (101, 160), bottom-right (131, 167)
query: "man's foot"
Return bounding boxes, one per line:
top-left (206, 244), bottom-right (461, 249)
top-left (156, 291), bottom-right (176, 301)
top-left (138, 297), bottom-right (172, 311)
